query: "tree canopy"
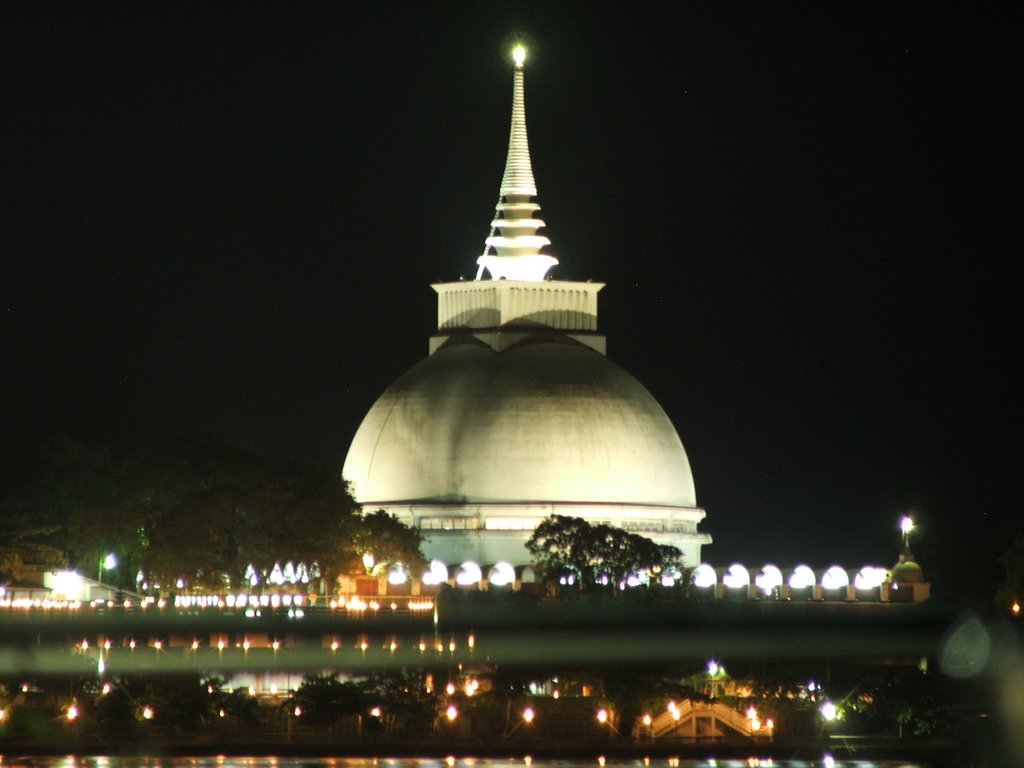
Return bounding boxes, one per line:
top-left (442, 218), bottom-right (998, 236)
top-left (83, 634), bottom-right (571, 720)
top-left (351, 509), bottom-right (427, 575)
top-left (1, 436), bottom-right (425, 593)
top-left (526, 514), bottom-right (682, 592)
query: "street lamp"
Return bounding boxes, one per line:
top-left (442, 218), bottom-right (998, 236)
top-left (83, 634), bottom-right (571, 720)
top-left (98, 553), bottom-right (117, 585)
top-left (505, 706), bottom-right (535, 739)
top-left (596, 707), bottom-right (620, 736)
top-left (899, 516), bottom-right (914, 549)
top-left (820, 700), bottom-right (838, 721)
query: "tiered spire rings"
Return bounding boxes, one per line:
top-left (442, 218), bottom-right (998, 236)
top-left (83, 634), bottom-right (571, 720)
top-left (475, 45), bottom-right (558, 282)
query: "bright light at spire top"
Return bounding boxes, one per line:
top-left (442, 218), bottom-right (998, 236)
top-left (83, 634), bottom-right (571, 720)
top-left (512, 45), bottom-right (526, 68)
top-left (900, 516), bottom-right (914, 534)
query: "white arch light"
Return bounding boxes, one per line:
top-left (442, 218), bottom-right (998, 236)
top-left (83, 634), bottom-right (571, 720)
top-left (722, 564), bottom-right (750, 589)
top-left (821, 566), bottom-right (849, 590)
top-left (755, 565), bottom-right (784, 595)
top-left (422, 560), bottom-right (449, 586)
top-left (692, 564), bottom-right (717, 589)
top-left (854, 566), bottom-right (888, 590)
top-left (788, 565), bottom-right (816, 590)
top-left (455, 561), bottom-right (483, 586)
top-left (488, 562), bottom-right (516, 587)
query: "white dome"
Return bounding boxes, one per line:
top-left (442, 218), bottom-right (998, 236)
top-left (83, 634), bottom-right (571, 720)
top-left (343, 339), bottom-right (696, 507)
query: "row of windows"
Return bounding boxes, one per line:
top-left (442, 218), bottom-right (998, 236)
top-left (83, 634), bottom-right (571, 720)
top-left (417, 517), bottom-right (682, 532)
top-left (419, 518), bottom-right (480, 531)
top-left (485, 518), bottom-right (539, 531)
top-left (621, 519), bottom-right (664, 533)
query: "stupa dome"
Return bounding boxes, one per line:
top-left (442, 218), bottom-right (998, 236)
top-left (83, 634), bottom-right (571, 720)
top-left (343, 338), bottom-right (696, 509)
top-left (340, 46), bottom-right (710, 571)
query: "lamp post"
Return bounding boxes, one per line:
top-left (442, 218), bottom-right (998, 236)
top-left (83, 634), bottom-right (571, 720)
top-left (596, 707), bottom-right (619, 739)
top-left (98, 553), bottom-right (117, 585)
top-left (899, 516), bottom-right (914, 550)
top-left (505, 706), bottom-right (535, 740)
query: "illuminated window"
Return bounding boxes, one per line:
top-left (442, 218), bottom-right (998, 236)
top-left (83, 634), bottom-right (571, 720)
top-left (485, 517), bottom-right (539, 531)
top-left (419, 518), bottom-right (480, 530)
top-left (622, 519), bottom-right (664, 533)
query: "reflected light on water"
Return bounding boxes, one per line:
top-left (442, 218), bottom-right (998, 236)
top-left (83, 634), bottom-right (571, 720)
top-left (7, 758), bottom-right (924, 768)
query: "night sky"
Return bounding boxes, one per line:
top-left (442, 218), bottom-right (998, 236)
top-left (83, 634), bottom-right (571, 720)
top-left (5, 3), bottom-right (1021, 596)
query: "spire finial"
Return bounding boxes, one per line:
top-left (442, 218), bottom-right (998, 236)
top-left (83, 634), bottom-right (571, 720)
top-left (512, 45), bottom-right (526, 69)
top-left (899, 515), bottom-right (915, 561)
top-left (475, 44), bottom-right (558, 282)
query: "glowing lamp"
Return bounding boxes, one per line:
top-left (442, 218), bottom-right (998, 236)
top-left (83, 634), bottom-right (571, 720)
top-left (488, 561), bottom-right (516, 587)
top-left (755, 565), bottom-right (783, 595)
top-left (512, 45), bottom-right (526, 67)
top-left (854, 566), bottom-right (888, 590)
top-left (455, 561), bottom-right (482, 586)
top-left (900, 516), bottom-right (914, 534)
top-left (788, 565), bottom-right (816, 590)
top-left (596, 708), bottom-right (608, 724)
top-left (422, 560), bottom-right (449, 586)
top-left (522, 707), bottom-right (535, 723)
top-left (691, 563), bottom-right (717, 589)
top-left (821, 566), bottom-right (849, 590)
top-left (722, 563), bottom-right (750, 589)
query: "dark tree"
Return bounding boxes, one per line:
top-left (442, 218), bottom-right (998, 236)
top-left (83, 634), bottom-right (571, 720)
top-left (0, 436), bottom-right (116, 579)
top-left (0, 509), bottom-right (66, 580)
top-left (70, 437), bottom-right (361, 591)
top-left (363, 669), bottom-right (440, 733)
top-left (292, 673), bottom-right (368, 726)
top-left (526, 514), bottom-right (682, 592)
top-left (995, 530), bottom-right (1024, 612)
top-left (351, 509), bottom-right (427, 575)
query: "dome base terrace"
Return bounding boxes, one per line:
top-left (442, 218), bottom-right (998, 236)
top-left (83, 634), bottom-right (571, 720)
top-left (363, 501), bottom-right (710, 570)
top-left (431, 279), bottom-right (606, 355)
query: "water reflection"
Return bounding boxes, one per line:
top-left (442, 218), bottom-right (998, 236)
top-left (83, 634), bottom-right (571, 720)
top-left (0, 760), bottom-right (926, 768)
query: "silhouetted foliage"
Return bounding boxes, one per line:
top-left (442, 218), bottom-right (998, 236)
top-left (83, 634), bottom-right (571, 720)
top-left (363, 669), bottom-right (440, 733)
top-left (292, 673), bottom-right (368, 726)
top-left (0, 510), bottom-right (66, 580)
top-left (351, 509), bottom-right (427, 574)
top-left (995, 530), bottom-right (1024, 611)
top-left (526, 514), bottom-right (682, 592)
